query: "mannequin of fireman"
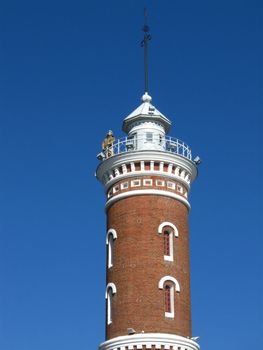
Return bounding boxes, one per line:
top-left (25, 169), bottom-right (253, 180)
top-left (102, 130), bottom-right (115, 158)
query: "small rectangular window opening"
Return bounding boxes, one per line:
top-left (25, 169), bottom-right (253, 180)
top-left (113, 185), bottom-right (119, 193)
top-left (177, 185), bottom-right (183, 193)
top-left (121, 182), bottom-right (129, 190)
top-left (143, 179), bottom-right (152, 186)
top-left (167, 181), bottom-right (176, 190)
top-left (146, 132), bottom-right (153, 142)
top-left (131, 180), bottom-right (141, 187)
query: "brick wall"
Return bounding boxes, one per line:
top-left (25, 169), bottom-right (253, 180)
top-left (106, 193), bottom-right (192, 340)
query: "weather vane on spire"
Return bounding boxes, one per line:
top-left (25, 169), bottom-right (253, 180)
top-left (141, 8), bottom-right (151, 94)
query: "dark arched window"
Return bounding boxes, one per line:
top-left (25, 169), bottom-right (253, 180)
top-left (158, 222), bottom-right (179, 262)
top-left (105, 283), bottom-right (117, 325)
top-left (159, 276), bottom-right (180, 319)
top-left (106, 229), bottom-right (117, 268)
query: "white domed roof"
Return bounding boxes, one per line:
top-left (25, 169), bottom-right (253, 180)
top-left (122, 93), bottom-right (171, 134)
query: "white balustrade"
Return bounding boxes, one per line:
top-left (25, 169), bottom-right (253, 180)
top-left (99, 136), bottom-right (192, 161)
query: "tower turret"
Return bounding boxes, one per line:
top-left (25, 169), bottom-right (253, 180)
top-left (96, 93), bottom-right (200, 350)
top-left (122, 92), bottom-right (171, 152)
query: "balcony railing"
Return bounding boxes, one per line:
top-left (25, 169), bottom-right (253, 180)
top-left (97, 136), bottom-right (192, 161)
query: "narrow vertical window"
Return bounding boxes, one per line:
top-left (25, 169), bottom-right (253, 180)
top-left (108, 233), bottom-right (114, 268)
top-left (159, 276), bottom-right (179, 319)
top-left (106, 229), bottom-right (117, 269)
top-left (164, 230), bottom-right (170, 256)
top-left (163, 228), bottom-right (173, 261)
top-left (158, 222), bottom-right (179, 262)
top-left (105, 283), bottom-right (117, 325)
top-left (107, 288), bottom-right (113, 325)
top-left (164, 283), bottom-right (174, 318)
top-left (165, 285), bottom-right (171, 313)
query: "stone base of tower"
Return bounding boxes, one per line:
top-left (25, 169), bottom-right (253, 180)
top-left (99, 333), bottom-right (200, 350)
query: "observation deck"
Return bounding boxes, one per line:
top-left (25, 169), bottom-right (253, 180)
top-left (97, 135), bottom-right (192, 162)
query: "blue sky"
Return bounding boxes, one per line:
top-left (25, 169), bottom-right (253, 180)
top-left (1, 1), bottom-right (262, 349)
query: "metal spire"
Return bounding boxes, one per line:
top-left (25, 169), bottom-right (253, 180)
top-left (141, 8), bottom-right (151, 94)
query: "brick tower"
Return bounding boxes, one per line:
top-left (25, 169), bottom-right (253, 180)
top-left (96, 90), bottom-right (200, 350)
top-left (96, 14), bottom-right (200, 350)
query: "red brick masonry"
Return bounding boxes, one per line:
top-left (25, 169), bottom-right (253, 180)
top-left (106, 194), bottom-right (192, 340)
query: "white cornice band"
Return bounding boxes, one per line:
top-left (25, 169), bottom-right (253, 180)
top-left (99, 333), bottom-right (200, 350)
top-left (96, 150), bottom-right (197, 185)
top-left (104, 170), bottom-right (190, 192)
top-left (105, 189), bottom-right (190, 211)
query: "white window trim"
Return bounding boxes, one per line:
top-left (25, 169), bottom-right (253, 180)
top-left (105, 283), bottom-right (117, 325)
top-left (120, 182), bottom-right (129, 190)
top-left (106, 229), bottom-right (117, 244)
top-left (113, 185), bottom-right (119, 193)
top-left (131, 179), bottom-right (141, 187)
top-left (177, 184), bottom-right (183, 194)
top-left (167, 181), bottom-right (176, 190)
top-left (158, 222), bottom-right (178, 237)
top-left (156, 180), bottom-right (165, 187)
top-left (106, 229), bottom-right (117, 269)
top-left (143, 179), bottom-right (153, 186)
top-left (158, 276), bottom-right (180, 292)
top-left (158, 276), bottom-right (180, 319)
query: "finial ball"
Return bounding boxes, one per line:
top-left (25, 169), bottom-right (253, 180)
top-left (141, 92), bottom-right (152, 103)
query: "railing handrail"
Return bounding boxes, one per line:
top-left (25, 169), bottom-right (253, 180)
top-left (100, 135), bottom-right (192, 161)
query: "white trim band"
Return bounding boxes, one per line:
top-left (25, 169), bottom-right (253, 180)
top-left (104, 171), bottom-right (190, 192)
top-left (105, 189), bottom-right (190, 211)
top-left (99, 333), bottom-right (200, 350)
